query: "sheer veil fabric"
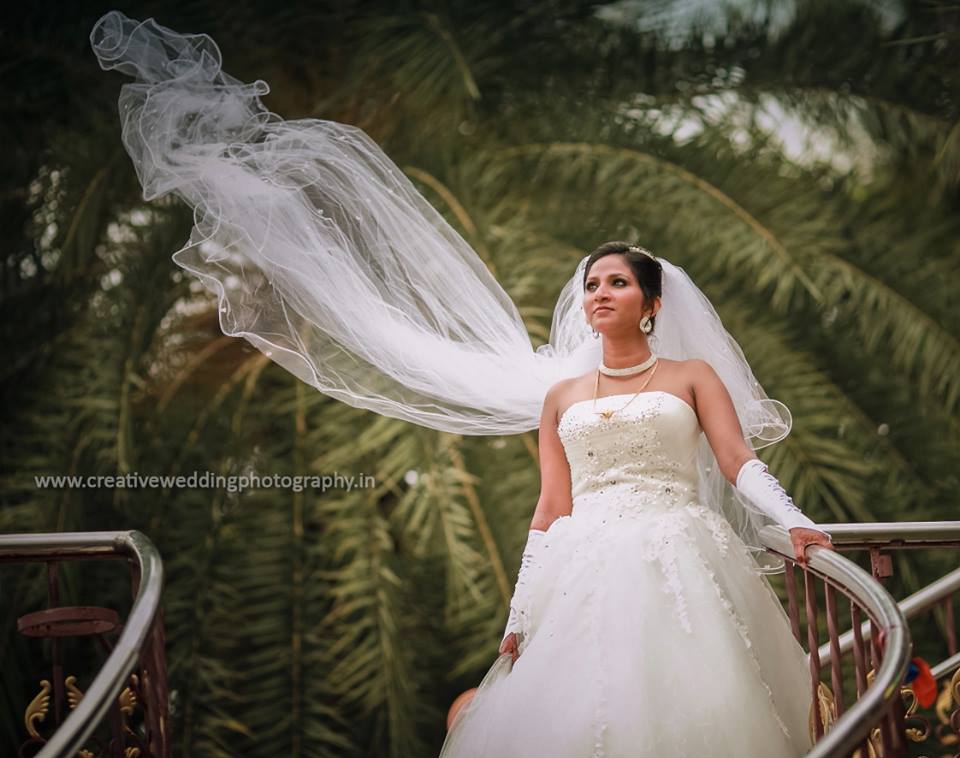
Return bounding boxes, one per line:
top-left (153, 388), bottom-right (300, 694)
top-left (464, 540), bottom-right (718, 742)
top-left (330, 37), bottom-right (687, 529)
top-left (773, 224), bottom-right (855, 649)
top-left (91, 11), bottom-right (795, 572)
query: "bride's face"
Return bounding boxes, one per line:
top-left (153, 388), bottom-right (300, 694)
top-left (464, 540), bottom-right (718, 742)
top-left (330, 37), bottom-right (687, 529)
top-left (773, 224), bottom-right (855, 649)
top-left (583, 255), bottom-right (656, 334)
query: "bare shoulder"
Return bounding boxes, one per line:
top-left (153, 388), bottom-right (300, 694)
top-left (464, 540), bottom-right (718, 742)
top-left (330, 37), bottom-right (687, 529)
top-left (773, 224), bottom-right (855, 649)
top-left (544, 373), bottom-right (593, 422)
top-left (545, 374), bottom-right (589, 405)
top-left (675, 358), bottom-right (716, 381)
top-left (683, 358), bottom-right (735, 410)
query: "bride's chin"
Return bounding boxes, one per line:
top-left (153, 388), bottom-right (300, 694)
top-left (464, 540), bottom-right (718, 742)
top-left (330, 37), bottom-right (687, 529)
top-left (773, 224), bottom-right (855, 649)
top-left (595, 317), bottom-right (630, 332)
top-left (589, 314), bottom-right (619, 328)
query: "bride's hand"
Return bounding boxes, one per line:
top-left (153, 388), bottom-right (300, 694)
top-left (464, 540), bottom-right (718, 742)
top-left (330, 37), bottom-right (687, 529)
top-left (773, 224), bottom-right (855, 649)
top-left (789, 527), bottom-right (835, 568)
top-left (499, 632), bottom-right (520, 663)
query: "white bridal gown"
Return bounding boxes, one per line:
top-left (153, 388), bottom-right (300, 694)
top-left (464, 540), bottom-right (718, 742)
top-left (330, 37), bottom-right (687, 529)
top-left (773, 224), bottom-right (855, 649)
top-left (440, 391), bottom-right (814, 757)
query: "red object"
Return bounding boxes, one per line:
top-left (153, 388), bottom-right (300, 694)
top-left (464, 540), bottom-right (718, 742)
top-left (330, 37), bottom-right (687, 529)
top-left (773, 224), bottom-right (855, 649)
top-left (909, 657), bottom-right (937, 708)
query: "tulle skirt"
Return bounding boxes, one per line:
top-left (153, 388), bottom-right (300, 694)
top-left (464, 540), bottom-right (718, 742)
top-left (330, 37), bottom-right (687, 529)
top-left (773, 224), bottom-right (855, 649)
top-left (440, 502), bottom-right (814, 757)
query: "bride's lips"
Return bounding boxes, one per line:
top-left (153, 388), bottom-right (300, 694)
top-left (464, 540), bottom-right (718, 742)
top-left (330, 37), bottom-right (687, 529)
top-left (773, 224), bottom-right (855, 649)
top-left (593, 306), bottom-right (614, 314)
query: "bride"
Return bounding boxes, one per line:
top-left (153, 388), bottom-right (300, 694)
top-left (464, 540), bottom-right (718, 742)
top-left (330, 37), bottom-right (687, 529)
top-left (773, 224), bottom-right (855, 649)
top-left (90, 12), bottom-right (835, 757)
top-left (439, 243), bottom-right (834, 757)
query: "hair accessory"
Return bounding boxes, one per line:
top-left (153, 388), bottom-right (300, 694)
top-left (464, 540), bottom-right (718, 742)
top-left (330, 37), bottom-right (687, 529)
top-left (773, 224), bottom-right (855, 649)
top-left (627, 245), bottom-right (656, 261)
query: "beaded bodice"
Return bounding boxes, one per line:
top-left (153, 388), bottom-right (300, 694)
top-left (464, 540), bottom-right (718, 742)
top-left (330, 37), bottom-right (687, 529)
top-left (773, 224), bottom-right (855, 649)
top-left (557, 391), bottom-right (703, 519)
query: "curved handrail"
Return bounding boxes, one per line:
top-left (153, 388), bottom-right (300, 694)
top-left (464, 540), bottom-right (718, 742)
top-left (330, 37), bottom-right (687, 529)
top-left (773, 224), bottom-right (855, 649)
top-left (759, 525), bottom-right (911, 758)
top-left (801, 521), bottom-right (960, 546)
top-left (0, 530), bottom-right (163, 757)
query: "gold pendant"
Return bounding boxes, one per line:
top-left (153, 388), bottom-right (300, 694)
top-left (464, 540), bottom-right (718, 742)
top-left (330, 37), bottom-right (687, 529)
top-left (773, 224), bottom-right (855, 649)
top-left (598, 410), bottom-right (614, 420)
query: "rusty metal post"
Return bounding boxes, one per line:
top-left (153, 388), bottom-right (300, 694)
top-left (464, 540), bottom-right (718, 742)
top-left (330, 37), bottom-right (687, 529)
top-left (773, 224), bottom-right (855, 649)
top-left (825, 583), bottom-right (844, 717)
top-left (784, 560), bottom-right (802, 644)
top-left (141, 607), bottom-right (171, 758)
top-left (869, 547), bottom-right (893, 583)
top-left (47, 562), bottom-right (64, 727)
top-left (850, 602), bottom-right (867, 698)
top-left (944, 594), bottom-right (957, 656)
top-left (805, 568), bottom-right (824, 739)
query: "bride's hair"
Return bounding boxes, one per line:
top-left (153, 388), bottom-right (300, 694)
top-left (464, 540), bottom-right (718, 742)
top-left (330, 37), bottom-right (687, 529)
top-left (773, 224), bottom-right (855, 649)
top-left (583, 241), bottom-right (663, 331)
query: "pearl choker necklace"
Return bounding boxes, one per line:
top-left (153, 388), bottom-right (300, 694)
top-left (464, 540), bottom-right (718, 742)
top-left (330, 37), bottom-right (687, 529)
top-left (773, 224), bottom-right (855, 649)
top-left (599, 353), bottom-right (658, 376)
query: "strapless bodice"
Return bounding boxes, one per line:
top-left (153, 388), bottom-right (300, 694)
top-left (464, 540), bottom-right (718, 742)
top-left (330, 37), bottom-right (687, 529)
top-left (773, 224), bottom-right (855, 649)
top-left (557, 391), bottom-right (703, 519)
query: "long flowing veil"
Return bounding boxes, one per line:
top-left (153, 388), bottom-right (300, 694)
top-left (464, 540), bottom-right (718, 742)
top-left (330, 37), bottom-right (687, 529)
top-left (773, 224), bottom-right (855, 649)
top-left (91, 11), bottom-right (794, 572)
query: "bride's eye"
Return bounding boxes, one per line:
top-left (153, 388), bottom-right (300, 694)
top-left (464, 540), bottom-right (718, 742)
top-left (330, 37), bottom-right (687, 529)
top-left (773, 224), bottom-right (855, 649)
top-left (585, 282), bottom-right (597, 291)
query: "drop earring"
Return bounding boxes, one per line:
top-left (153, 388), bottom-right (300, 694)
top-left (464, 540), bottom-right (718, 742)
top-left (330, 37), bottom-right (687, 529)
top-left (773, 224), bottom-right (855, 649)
top-left (586, 315), bottom-right (600, 339)
top-left (639, 315), bottom-right (652, 334)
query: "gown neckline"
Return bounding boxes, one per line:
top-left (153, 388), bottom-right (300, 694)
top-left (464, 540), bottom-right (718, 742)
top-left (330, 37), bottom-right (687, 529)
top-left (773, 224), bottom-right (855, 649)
top-left (558, 390), bottom-right (699, 428)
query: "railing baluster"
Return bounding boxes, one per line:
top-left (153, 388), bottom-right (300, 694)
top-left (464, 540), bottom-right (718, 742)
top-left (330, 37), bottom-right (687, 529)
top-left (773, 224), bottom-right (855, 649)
top-left (805, 566), bottom-right (824, 739)
top-left (850, 598), bottom-right (870, 758)
top-left (47, 562), bottom-right (65, 727)
top-left (890, 686), bottom-right (907, 756)
top-left (143, 606), bottom-right (171, 757)
top-left (869, 618), bottom-right (897, 756)
top-left (851, 602), bottom-right (867, 698)
top-left (944, 593), bottom-right (957, 656)
top-left (784, 560), bottom-right (802, 644)
top-left (825, 583), bottom-right (844, 718)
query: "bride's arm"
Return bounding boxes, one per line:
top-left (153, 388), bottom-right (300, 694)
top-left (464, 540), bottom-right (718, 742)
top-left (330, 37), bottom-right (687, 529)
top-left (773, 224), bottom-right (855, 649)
top-left (688, 358), bottom-right (769, 483)
top-left (529, 382), bottom-right (574, 531)
top-left (499, 383), bottom-right (574, 659)
top-left (689, 359), bottom-right (833, 562)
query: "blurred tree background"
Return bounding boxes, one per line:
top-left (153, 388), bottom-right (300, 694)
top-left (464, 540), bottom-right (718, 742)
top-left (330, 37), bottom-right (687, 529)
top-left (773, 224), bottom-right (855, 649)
top-left (1, 0), bottom-right (958, 755)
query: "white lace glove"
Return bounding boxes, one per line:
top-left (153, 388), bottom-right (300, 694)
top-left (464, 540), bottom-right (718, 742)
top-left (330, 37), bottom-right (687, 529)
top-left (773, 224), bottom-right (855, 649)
top-left (735, 458), bottom-right (827, 534)
top-left (501, 528), bottom-right (548, 645)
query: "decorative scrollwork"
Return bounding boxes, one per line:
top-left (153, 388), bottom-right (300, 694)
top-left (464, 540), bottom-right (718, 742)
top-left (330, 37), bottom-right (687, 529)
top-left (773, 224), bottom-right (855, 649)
top-left (118, 684), bottom-right (138, 716)
top-left (849, 738), bottom-right (880, 758)
top-left (24, 679), bottom-right (51, 740)
top-left (809, 681), bottom-right (839, 741)
top-left (900, 684), bottom-right (932, 742)
top-left (879, 663), bottom-right (960, 753)
top-left (855, 670), bottom-right (882, 758)
top-left (66, 674), bottom-right (85, 709)
top-left (937, 667), bottom-right (960, 748)
top-left (22, 673), bottom-right (145, 751)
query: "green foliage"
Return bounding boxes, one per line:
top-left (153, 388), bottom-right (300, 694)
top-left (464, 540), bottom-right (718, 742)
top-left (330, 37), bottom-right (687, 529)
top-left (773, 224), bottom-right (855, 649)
top-left (2, 0), bottom-right (958, 755)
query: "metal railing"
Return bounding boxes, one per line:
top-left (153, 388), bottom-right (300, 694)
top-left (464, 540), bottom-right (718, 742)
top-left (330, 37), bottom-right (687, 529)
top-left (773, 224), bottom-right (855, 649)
top-left (809, 522), bottom-right (960, 756)
top-left (807, 522), bottom-right (960, 549)
top-left (0, 530), bottom-right (165, 757)
top-left (760, 521), bottom-right (960, 757)
top-left (7, 524), bottom-right (955, 756)
top-left (816, 566), bottom-right (960, 666)
top-left (819, 523), bottom-right (960, 676)
top-left (760, 524), bottom-right (912, 757)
